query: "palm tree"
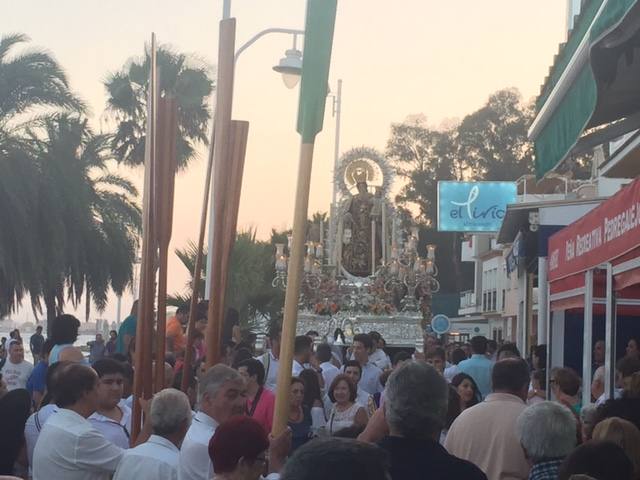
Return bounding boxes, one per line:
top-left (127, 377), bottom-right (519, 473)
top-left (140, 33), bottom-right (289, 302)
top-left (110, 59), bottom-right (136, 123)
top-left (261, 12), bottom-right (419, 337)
top-left (0, 33), bottom-right (84, 317)
top-left (0, 33), bottom-right (84, 123)
top-left (169, 230), bottom-right (284, 329)
top-left (24, 114), bottom-right (141, 325)
top-left (104, 45), bottom-right (214, 170)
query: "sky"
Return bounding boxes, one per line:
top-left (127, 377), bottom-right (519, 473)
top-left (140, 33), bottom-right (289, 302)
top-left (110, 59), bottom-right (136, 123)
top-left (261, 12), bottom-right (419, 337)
top-left (3, 0), bottom-right (567, 324)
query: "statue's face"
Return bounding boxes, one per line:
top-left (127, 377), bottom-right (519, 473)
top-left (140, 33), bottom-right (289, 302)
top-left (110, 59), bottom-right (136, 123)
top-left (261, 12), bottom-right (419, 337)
top-left (356, 182), bottom-right (368, 194)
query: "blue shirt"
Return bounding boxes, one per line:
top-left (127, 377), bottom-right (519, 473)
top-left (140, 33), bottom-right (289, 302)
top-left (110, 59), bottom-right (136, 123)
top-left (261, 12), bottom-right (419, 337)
top-left (457, 354), bottom-right (493, 399)
top-left (26, 360), bottom-right (48, 397)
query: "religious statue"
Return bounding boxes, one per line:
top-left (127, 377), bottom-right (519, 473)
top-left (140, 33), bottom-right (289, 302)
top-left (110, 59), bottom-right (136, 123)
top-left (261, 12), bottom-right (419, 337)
top-left (340, 169), bottom-right (382, 277)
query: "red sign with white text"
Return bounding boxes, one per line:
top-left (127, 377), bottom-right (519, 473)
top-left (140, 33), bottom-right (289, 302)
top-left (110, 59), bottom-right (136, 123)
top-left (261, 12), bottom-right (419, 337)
top-left (548, 178), bottom-right (640, 282)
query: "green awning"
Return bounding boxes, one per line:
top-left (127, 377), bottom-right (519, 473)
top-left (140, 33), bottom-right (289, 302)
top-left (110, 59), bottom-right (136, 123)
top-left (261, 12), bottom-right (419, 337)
top-left (534, 0), bottom-right (640, 178)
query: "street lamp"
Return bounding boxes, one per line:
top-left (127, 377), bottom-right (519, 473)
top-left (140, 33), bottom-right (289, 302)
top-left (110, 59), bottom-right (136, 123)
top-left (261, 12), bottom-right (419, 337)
top-left (272, 35), bottom-right (303, 89)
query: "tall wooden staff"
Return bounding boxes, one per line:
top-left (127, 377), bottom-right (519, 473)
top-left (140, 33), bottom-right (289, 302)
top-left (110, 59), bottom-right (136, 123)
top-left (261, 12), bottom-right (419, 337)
top-left (181, 132), bottom-right (215, 392)
top-left (205, 18), bottom-right (236, 367)
top-left (154, 96), bottom-right (178, 391)
top-left (272, 0), bottom-right (338, 436)
top-left (132, 33), bottom-right (159, 443)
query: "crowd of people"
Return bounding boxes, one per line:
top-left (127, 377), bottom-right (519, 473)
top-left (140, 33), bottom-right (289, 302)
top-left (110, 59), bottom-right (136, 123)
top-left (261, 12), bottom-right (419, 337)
top-left (1, 306), bottom-right (640, 480)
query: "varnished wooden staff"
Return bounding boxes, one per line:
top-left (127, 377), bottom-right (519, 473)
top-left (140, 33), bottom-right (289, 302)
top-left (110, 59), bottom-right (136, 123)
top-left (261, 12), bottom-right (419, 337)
top-left (180, 131), bottom-right (215, 393)
top-left (205, 17), bottom-right (236, 368)
top-left (132, 33), bottom-right (159, 443)
top-left (154, 96), bottom-right (178, 392)
top-left (211, 120), bottom-right (249, 357)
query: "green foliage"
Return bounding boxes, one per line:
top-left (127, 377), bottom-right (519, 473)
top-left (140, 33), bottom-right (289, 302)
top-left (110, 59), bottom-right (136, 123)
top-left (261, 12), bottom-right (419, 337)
top-left (0, 33), bottom-right (84, 121)
top-left (104, 44), bottom-right (214, 170)
top-left (387, 88), bottom-right (534, 227)
top-left (169, 229), bottom-right (284, 330)
top-left (457, 88), bottom-right (534, 181)
top-left (387, 88), bottom-right (533, 293)
top-left (0, 34), bottom-right (140, 321)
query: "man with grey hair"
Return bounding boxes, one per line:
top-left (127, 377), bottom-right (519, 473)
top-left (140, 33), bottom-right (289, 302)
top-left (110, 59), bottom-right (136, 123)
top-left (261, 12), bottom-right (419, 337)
top-left (378, 361), bottom-right (487, 479)
top-left (114, 388), bottom-right (191, 479)
top-left (515, 401), bottom-right (577, 480)
top-left (178, 364), bottom-right (246, 480)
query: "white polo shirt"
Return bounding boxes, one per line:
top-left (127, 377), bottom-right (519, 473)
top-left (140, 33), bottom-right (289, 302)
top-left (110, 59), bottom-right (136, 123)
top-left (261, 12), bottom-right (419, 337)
top-left (292, 360), bottom-right (305, 377)
top-left (368, 349), bottom-right (391, 370)
top-left (178, 411), bottom-right (218, 480)
top-left (358, 362), bottom-right (383, 395)
top-left (257, 351), bottom-right (280, 392)
top-left (320, 362), bottom-right (340, 391)
top-left (25, 404), bottom-right (58, 474)
top-left (89, 404), bottom-right (132, 449)
top-left (114, 434), bottom-right (179, 480)
top-left (32, 408), bottom-right (123, 480)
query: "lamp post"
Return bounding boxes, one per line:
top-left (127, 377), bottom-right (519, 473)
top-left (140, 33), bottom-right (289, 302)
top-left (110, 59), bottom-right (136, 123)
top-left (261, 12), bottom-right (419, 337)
top-left (327, 79), bottom-right (342, 265)
top-left (204, 26), bottom-right (304, 300)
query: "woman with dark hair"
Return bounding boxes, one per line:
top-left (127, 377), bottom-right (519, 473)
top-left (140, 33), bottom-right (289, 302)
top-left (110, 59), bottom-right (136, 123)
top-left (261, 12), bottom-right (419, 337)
top-left (299, 369), bottom-right (326, 433)
top-left (625, 337), bottom-right (640, 360)
top-left (288, 377), bottom-right (313, 452)
top-left (440, 386), bottom-right (462, 444)
top-left (0, 388), bottom-right (31, 476)
top-left (327, 374), bottom-right (367, 436)
top-left (451, 373), bottom-right (480, 411)
top-left (208, 416), bottom-right (270, 480)
top-left (48, 314), bottom-right (81, 365)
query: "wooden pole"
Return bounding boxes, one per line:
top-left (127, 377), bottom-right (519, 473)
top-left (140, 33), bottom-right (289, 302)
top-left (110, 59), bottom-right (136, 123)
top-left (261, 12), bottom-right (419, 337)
top-left (272, 143), bottom-right (315, 436)
top-left (212, 120), bottom-right (249, 354)
top-left (181, 126), bottom-right (215, 392)
top-left (205, 18), bottom-right (236, 368)
top-left (132, 34), bottom-right (158, 443)
top-left (154, 97), bottom-right (178, 392)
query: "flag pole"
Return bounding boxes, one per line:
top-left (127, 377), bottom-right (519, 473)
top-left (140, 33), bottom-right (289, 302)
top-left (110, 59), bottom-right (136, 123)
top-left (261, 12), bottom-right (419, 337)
top-left (272, 0), bottom-right (337, 436)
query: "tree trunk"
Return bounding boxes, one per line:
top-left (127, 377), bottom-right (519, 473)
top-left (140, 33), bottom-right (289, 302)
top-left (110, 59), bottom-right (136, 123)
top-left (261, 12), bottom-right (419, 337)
top-left (44, 291), bottom-right (57, 338)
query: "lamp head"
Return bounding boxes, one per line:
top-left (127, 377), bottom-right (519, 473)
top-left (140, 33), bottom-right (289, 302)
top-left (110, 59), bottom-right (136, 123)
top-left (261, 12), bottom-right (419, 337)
top-left (273, 48), bottom-right (303, 89)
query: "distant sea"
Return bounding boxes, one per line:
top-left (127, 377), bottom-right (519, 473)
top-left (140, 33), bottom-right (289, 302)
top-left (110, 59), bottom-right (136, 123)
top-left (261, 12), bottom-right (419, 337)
top-left (0, 330), bottom-right (97, 365)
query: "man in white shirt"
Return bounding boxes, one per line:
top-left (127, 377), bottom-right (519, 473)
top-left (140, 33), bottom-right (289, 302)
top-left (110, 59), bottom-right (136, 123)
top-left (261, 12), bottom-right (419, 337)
top-left (178, 364), bottom-right (246, 480)
top-left (352, 334), bottom-right (383, 395)
top-left (25, 359), bottom-right (69, 474)
top-left (0, 340), bottom-right (33, 390)
top-left (114, 388), bottom-right (192, 480)
top-left (89, 358), bottom-right (132, 449)
top-left (258, 326), bottom-right (281, 392)
top-left (317, 343), bottom-right (340, 390)
top-left (32, 363), bottom-right (151, 480)
top-left (367, 332), bottom-right (391, 371)
top-left (292, 335), bottom-right (313, 376)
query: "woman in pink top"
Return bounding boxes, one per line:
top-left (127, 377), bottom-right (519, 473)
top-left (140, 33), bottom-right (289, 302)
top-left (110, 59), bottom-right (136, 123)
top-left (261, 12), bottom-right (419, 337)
top-left (237, 358), bottom-right (275, 433)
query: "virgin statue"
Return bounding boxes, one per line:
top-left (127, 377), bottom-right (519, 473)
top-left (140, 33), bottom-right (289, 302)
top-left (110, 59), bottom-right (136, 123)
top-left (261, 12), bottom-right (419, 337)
top-left (341, 170), bottom-right (382, 277)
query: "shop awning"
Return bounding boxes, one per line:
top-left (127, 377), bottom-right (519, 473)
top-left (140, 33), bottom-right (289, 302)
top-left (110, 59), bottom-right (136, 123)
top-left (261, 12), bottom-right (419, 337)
top-left (531, 0), bottom-right (640, 178)
top-left (547, 177), bottom-right (640, 294)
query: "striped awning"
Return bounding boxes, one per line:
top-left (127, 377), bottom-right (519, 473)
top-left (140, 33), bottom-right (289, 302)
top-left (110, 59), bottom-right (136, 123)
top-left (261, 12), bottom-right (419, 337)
top-left (531, 0), bottom-right (640, 178)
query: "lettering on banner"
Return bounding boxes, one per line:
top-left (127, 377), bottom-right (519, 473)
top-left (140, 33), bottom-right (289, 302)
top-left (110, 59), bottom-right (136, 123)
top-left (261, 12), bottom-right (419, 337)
top-left (549, 249), bottom-right (559, 271)
top-left (603, 203), bottom-right (639, 243)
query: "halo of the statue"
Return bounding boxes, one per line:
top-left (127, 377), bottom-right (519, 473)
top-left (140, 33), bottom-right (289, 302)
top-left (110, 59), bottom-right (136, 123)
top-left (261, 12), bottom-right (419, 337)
top-left (335, 146), bottom-right (394, 199)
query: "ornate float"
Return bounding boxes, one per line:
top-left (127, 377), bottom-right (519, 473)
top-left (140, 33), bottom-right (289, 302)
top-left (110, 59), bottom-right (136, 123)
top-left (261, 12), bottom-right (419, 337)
top-left (273, 147), bottom-right (440, 347)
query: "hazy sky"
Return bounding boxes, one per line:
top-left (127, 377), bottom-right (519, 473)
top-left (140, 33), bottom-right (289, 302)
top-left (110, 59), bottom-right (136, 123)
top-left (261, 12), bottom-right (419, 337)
top-left (4, 0), bottom-right (566, 323)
